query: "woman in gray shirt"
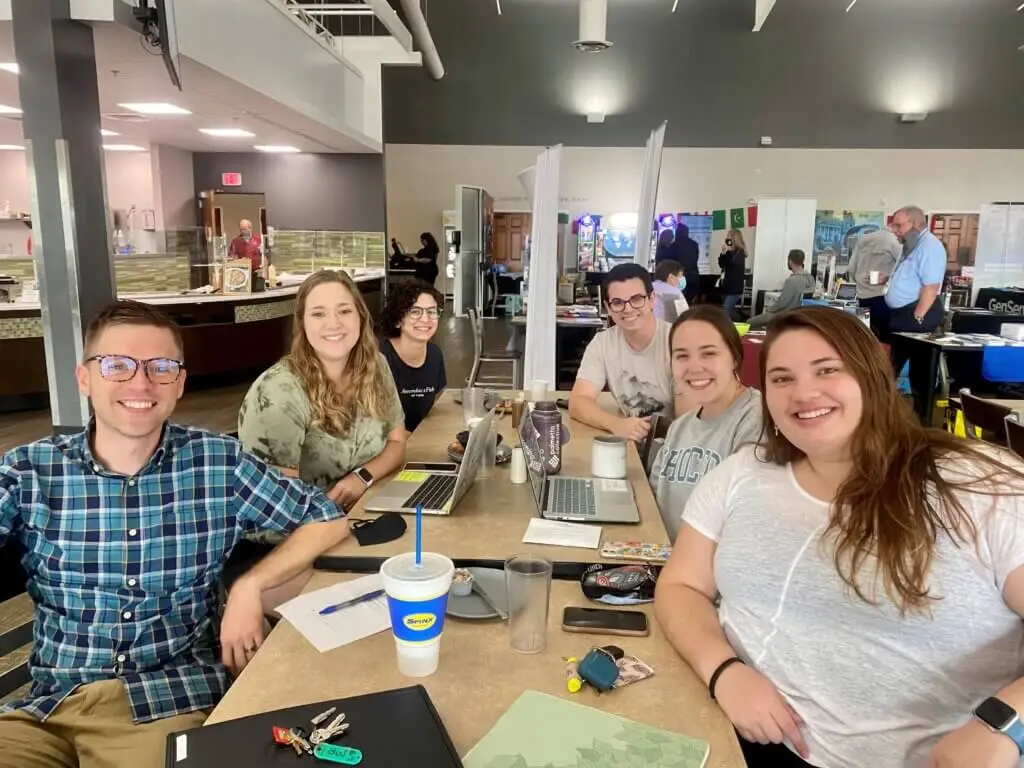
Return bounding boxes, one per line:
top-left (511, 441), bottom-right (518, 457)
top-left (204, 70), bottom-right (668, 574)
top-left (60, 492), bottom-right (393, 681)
top-left (649, 305), bottom-right (763, 539)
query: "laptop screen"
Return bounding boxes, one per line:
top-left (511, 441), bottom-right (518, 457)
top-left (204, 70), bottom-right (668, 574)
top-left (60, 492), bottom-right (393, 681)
top-left (518, 415), bottom-right (546, 512)
top-left (835, 283), bottom-right (857, 301)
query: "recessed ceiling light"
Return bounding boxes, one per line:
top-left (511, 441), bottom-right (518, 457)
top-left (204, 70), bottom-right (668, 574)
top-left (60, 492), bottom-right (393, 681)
top-left (200, 128), bottom-right (256, 138)
top-left (100, 129), bottom-right (120, 137)
top-left (845, 0), bottom-right (859, 11)
top-left (671, 0), bottom-right (679, 11)
top-left (254, 145), bottom-right (301, 153)
top-left (117, 102), bottom-right (191, 115)
top-left (0, 104), bottom-right (22, 115)
top-left (0, 144), bottom-right (25, 151)
top-left (1017, 1), bottom-right (1024, 11)
top-left (103, 144), bottom-right (147, 152)
top-left (0, 63), bottom-right (18, 74)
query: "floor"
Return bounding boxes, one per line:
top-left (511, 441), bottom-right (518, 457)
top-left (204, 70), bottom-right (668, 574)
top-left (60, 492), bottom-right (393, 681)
top-left (0, 312), bottom-right (515, 453)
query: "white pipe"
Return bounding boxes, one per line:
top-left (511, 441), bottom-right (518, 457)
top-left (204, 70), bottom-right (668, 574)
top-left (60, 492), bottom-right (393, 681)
top-left (399, 0), bottom-right (444, 79)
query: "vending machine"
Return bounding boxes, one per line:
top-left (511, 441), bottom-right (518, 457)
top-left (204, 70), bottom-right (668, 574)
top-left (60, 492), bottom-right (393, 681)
top-left (441, 209), bottom-right (458, 301)
top-left (576, 214), bottom-right (601, 272)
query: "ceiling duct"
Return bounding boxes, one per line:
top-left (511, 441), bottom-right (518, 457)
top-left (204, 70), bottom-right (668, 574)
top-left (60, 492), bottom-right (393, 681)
top-left (399, 0), bottom-right (444, 79)
top-left (573, 0), bottom-right (613, 52)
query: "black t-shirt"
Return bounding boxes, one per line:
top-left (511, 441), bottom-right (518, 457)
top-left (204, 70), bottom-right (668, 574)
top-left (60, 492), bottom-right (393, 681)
top-left (381, 338), bottom-right (447, 432)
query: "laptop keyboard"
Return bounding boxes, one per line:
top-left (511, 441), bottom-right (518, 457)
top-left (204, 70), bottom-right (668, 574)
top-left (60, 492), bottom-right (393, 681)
top-left (549, 478), bottom-right (597, 518)
top-left (403, 474), bottom-right (458, 511)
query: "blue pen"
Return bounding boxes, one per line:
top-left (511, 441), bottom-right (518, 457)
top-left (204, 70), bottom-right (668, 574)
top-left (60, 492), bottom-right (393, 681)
top-left (318, 588), bottom-right (386, 616)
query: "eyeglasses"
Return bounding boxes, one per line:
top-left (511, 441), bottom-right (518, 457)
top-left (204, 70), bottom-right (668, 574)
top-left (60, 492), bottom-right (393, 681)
top-left (85, 355), bottom-right (185, 385)
top-left (407, 307), bottom-right (442, 320)
top-left (607, 293), bottom-right (651, 313)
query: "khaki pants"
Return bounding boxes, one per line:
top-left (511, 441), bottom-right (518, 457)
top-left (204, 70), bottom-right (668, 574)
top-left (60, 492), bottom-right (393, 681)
top-left (0, 679), bottom-right (208, 768)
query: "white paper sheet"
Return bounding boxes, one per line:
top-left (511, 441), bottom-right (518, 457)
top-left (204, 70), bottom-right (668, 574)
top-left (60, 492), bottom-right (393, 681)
top-left (522, 519), bottom-right (602, 549)
top-left (274, 573), bottom-right (391, 653)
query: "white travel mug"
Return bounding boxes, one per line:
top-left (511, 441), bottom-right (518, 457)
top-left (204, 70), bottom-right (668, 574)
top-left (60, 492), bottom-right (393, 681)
top-left (510, 446), bottom-right (528, 484)
top-left (869, 270), bottom-right (880, 285)
top-left (591, 435), bottom-right (627, 479)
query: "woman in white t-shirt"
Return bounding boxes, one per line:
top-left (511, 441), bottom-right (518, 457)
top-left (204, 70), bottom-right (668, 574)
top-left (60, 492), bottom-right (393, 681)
top-left (653, 306), bottom-right (1024, 768)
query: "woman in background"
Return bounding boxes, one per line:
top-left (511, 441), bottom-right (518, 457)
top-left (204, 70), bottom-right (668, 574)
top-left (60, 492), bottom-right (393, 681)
top-left (239, 269), bottom-right (407, 511)
top-left (413, 232), bottom-right (441, 287)
top-left (648, 305), bottom-right (762, 539)
top-left (654, 228), bottom-right (674, 265)
top-left (381, 279), bottom-right (447, 432)
top-left (718, 229), bottom-right (747, 320)
top-left (655, 307), bottom-right (1024, 768)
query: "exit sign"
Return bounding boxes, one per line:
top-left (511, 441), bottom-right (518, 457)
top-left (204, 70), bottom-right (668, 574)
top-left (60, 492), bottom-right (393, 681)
top-left (221, 172), bottom-right (243, 187)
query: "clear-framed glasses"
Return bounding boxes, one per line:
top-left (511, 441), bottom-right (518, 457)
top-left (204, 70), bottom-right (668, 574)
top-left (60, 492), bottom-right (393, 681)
top-left (607, 293), bottom-right (650, 313)
top-left (85, 355), bottom-right (184, 385)
top-left (407, 306), bottom-right (442, 320)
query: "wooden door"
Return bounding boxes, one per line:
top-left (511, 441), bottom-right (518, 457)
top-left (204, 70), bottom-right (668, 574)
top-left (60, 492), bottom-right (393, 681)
top-left (493, 213), bottom-right (531, 272)
top-left (930, 213), bottom-right (980, 270)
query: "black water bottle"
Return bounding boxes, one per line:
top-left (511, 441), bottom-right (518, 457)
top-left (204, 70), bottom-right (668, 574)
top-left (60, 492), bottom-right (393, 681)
top-left (531, 401), bottom-right (564, 475)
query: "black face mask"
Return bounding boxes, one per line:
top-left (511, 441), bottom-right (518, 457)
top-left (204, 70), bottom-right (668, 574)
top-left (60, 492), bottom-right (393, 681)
top-left (349, 513), bottom-right (407, 546)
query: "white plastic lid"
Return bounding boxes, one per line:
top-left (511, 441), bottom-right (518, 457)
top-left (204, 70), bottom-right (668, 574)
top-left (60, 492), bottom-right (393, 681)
top-left (380, 552), bottom-right (453, 583)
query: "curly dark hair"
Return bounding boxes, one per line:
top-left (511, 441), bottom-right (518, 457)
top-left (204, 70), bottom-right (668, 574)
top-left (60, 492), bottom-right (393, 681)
top-left (382, 279), bottom-right (444, 338)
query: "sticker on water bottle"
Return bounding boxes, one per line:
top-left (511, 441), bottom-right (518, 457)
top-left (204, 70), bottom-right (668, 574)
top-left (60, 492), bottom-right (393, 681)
top-left (387, 592), bottom-right (449, 644)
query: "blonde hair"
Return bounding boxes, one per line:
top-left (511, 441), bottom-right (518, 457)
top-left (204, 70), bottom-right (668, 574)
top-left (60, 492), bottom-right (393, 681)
top-left (285, 270), bottom-right (391, 436)
top-left (727, 229), bottom-right (747, 254)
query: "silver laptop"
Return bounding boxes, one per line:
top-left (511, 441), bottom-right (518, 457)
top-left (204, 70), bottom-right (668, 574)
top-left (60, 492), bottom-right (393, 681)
top-left (365, 409), bottom-right (493, 515)
top-left (518, 416), bottom-right (640, 524)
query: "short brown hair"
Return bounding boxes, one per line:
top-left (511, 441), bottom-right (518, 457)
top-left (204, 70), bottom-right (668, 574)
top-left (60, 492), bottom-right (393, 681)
top-left (84, 300), bottom-right (184, 357)
top-left (669, 304), bottom-right (744, 375)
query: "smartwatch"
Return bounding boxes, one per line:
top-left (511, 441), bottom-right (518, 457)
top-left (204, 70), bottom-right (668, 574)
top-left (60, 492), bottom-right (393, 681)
top-left (352, 466), bottom-right (374, 488)
top-left (974, 697), bottom-right (1024, 754)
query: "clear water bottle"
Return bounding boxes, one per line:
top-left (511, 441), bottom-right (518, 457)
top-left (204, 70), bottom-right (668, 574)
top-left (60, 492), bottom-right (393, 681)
top-left (531, 401), bottom-right (565, 475)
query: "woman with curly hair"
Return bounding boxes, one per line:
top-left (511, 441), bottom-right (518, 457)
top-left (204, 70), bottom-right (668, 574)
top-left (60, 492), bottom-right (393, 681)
top-left (655, 306), bottom-right (1024, 768)
top-left (239, 270), bottom-right (407, 512)
top-left (380, 279), bottom-right (447, 432)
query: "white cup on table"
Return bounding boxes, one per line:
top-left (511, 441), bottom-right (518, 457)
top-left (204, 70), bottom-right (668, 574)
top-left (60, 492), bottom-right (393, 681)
top-left (591, 435), bottom-right (627, 479)
top-left (529, 379), bottom-right (550, 403)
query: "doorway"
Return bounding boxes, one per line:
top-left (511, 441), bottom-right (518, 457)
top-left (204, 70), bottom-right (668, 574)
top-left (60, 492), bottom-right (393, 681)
top-left (930, 213), bottom-right (979, 270)
top-left (493, 212), bottom-right (531, 273)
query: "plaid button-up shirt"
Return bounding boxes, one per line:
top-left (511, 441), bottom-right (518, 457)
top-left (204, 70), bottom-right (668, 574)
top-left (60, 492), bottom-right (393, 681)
top-left (0, 423), bottom-right (342, 723)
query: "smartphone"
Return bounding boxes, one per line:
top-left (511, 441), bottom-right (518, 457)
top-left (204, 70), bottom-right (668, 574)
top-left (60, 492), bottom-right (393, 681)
top-left (403, 462), bottom-right (459, 473)
top-left (562, 606), bottom-right (650, 637)
top-left (555, 398), bottom-right (570, 410)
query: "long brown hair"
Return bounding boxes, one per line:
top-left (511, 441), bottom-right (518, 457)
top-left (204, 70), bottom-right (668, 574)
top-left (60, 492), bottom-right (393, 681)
top-left (285, 270), bottom-right (391, 436)
top-left (759, 307), bottom-right (1023, 614)
top-left (670, 304), bottom-right (744, 378)
top-left (726, 228), bottom-right (747, 255)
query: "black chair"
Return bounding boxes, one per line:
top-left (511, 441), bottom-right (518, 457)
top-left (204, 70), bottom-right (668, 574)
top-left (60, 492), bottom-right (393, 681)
top-left (1006, 413), bottom-right (1024, 459)
top-left (0, 544), bottom-right (31, 699)
top-left (640, 414), bottom-right (672, 474)
top-left (960, 388), bottom-right (1012, 447)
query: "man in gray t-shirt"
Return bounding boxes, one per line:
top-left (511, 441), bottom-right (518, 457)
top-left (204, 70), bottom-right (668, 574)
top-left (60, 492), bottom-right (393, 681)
top-left (648, 388), bottom-right (762, 540)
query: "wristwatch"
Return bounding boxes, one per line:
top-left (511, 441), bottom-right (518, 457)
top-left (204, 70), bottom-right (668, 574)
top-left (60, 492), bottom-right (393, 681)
top-left (974, 697), bottom-right (1024, 754)
top-left (914, 314), bottom-right (924, 325)
top-left (352, 466), bottom-right (374, 488)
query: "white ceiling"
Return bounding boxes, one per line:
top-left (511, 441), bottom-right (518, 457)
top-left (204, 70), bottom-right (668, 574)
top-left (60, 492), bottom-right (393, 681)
top-left (0, 21), bottom-right (377, 154)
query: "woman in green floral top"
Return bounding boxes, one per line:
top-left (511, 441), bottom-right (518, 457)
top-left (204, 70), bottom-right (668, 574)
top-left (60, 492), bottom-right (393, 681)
top-left (239, 270), bottom-right (407, 517)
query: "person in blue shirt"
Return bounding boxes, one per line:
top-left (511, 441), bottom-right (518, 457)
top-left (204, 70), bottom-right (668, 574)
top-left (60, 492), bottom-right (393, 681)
top-left (0, 301), bottom-right (350, 767)
top-left (885, 205), bottom-right (948, 416)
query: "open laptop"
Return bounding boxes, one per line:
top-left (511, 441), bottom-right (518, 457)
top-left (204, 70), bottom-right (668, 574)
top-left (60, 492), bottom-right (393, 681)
top-left (365, 409), bottom-right (493, 516)
top-left (518, 416), bottom-right (640, 524)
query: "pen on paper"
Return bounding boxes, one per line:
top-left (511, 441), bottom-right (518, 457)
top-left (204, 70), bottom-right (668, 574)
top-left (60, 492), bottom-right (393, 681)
top-left (318, 589), bottom-right (387, 616)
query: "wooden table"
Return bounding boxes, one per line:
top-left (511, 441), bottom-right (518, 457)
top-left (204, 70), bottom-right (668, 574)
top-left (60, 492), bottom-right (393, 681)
top-left (316, 391), bottom-right (670, 574)
top-left (207, 574), bottom-right (746, 768)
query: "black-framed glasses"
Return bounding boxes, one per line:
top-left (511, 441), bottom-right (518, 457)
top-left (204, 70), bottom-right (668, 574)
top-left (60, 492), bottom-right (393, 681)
top-left (607, 293), bottom-right (651, 313)
top-left (407, 307), bottom-right (442, 320)
top-left (85, 355), bottom-right (185, 385)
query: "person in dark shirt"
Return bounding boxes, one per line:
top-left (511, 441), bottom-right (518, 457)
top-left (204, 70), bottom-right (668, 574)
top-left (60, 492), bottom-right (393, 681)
top-left (718, 228), bottom-right (748, 320)
top-left (669, 223), bottom-right (701, 304)
top-left (413, 232), bottom-right (441, 287)
top-left (380, 279), bottom-right (447, 432)
top-left (653, 229), bottom-right (674, 266)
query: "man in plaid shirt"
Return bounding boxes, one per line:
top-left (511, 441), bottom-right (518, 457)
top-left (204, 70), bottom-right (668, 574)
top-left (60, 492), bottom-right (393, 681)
top-left (0, 301), bottom-right (351, 767)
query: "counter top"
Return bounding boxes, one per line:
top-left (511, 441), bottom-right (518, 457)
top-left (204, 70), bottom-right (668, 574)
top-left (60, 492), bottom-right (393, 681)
top-left (0, 268), bottom-right (385, 312)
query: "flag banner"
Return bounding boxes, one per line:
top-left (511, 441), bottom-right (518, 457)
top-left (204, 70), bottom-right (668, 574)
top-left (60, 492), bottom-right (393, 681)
top-left (730, 208), bottom-right (745, 229)
top-left (712, 210), bottom-right (727, 230)
top-left (747, 206), bottom-right (758, 227)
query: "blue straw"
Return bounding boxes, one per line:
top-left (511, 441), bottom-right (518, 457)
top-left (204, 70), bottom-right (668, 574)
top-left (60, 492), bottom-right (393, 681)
top-left (415, 503), bottom-right (423, 567)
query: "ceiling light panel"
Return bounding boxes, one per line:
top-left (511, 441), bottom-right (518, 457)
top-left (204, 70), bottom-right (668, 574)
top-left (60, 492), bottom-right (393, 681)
top-left (0, 104), bottom-right (22, 115)
top-left (0, 63), bottom-right (18, 74)
top-left (200, 128), bottom-right (256, 138)
top-left (254, 145), bottom-right (301, 153)
top-left (103, 144), bottom-right (147, 152)
top-left (118, 102), bottom-right (191, 115)
top-left (100, 129), bottom-right (120, 137)
top-left (0, 144), bottom-right (25, 150)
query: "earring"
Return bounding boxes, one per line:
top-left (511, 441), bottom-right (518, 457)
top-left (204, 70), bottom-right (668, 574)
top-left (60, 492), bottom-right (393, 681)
top-left (773, 424), bottom-right (779, 437)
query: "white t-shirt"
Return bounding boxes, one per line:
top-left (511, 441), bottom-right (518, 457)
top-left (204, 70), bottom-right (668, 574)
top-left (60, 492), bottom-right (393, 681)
top-left (683, 448), bottom-right (1024, 768)
top-left (576, 320), bottom-right (675, 419)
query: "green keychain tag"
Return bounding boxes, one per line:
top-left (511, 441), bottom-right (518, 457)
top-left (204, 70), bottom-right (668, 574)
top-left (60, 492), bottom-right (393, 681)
top-left (313, 743), bottom-right (363, 765)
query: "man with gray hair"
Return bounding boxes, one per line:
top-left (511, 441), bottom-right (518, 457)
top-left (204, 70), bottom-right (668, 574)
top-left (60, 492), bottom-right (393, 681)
top-left (886, 205), bottom-right (948, 418)
top-left (847, 228), bottom-right (901, 341)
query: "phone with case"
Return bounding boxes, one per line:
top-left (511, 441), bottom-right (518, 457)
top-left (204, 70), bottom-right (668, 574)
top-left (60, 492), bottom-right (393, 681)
top-left (600, 540), bottom-right (672, 564)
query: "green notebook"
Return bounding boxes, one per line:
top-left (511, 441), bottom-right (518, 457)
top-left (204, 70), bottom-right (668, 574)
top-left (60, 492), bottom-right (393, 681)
top-left (463, 690), bottom-right (710, 768)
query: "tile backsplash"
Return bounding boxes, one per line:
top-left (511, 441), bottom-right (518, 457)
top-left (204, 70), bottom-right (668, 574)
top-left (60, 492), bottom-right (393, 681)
top-left (0, 254), bottom-right (191, 294)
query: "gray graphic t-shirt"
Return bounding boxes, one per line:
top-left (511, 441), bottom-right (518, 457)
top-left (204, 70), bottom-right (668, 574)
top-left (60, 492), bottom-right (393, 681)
top-left (648, 388), bottom-right (762, 539)
top-left (238, 356), bottom-right (404, 491)
top-left (576, 321), bottom-right (675, 419)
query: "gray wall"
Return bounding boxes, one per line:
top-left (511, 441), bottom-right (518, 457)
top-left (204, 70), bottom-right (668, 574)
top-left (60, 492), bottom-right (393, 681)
top-left (192, 153), bottom-right (385, 231)
top-left (382, 0), bottom-right (1024, 149)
